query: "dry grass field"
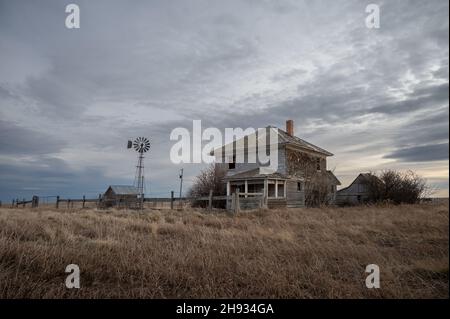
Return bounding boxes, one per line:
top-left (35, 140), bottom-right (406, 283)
top-left (0, 203), bottom-right (448, 298)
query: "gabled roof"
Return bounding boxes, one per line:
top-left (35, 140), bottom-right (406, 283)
top-left (337, 173), bottom-right (381, 193)
top-left (276, 127), bottom-right (333, 156)
top-left (106, 185), bottom-right (139, 195)
top-left (212, 126), bottom-right (333, 157)
top-left (326, 170), bottom-right (341, 185)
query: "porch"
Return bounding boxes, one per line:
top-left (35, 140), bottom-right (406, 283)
top-left (226, 178), bottom-right (288, 200)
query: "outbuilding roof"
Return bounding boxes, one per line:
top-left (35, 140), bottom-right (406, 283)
top-left (106, 185), bottom-right (139, 195)
top-left (337, 173), bottom-right (381, 193)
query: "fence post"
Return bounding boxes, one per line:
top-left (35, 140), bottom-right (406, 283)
top-left (56, 196), bottom-right (60, 209)
top-left (234, 190), bottom-right (240, 214)
top-left (32, 196), bottom-right (38, 208)
top-left (170, 191), bottom-right (174, 210)
top-left (82, 195), bottom-right (86, 209)
top-left (263, 179), bottom-right (268, 209)
top-left (208, 189), bottom-right (213, 212)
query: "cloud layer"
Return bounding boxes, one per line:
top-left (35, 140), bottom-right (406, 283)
top-left (0, 0), bottom-right (448, 200)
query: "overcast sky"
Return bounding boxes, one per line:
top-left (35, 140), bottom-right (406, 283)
top-left (0, 0), bottom-right (448, 201)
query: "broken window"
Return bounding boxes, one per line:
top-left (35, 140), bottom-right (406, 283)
top-left (316, 158), bottom-right (321, 171)
top-left (228, 155), bottom-right (236, 170)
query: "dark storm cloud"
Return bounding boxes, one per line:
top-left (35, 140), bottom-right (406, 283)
top-left (0, 85), bottom-right (15, 99)
top-left (0, 155), bottom-right (130, 200)
top-left (384, 143), bottom-right (449, 162)
top-left (0, 0), bottom-right (448, 199)
top-left (0, 120), bottom-right (65, 155)
top-left (369, 83), bottom-right (449, 115)
top-left (433, 65), bottom-right (449, 80)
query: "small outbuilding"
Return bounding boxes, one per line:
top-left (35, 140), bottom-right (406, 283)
top-left (336, 173), bottom-right (381, 205)
top-left (103, 185), bottom-right (139, 208)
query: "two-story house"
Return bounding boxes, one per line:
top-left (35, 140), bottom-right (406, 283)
top-left (213, 120), bottom-right (340, 208)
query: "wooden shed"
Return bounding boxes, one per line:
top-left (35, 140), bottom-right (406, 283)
top-left (336, 173), bottom-right (381, 205)
top-left (103, 185), bottom-right (139, 208)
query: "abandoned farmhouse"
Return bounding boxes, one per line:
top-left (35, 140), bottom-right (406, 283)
top-left (213, 120), bottom-right (341, 208)
top-left (99, 120), bottom-right (380, 210)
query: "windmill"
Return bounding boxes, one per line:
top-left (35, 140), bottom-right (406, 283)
top-left (128, 137), bottom-right (150, 208)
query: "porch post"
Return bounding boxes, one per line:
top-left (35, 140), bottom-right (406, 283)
top-left (226, 181), bottom-right (231, 196)
top-left (244, 180), bottom-right (248, 198)
top-left (284, 180), bottom-right (287, 198)
top-left (264, 178), bottom-right (268, 205)
top-left (275, 180), bottom-right (278, 198)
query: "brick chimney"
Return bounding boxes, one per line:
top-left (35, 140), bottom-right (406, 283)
top-left (286, 120), bottom-right (294, 136)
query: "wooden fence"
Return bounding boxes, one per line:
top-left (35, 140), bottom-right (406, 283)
top-left (7, 190), bottom-right (265, 213)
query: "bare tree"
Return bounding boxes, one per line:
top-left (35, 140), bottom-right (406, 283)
top-left (304, 173), bottom-right (333, 207)
top-left (189, 164), bottom-right (226, 207)
top-left (367, 170), bottom-right (428, 204)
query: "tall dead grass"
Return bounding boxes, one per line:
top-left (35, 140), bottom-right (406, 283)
top-left (0, 203), bottom-right (448, 298)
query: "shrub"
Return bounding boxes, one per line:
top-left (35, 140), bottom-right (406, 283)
top-left (367, 170), bottom-right (428, 204)
top-left (188, 164), bottom-right (226, 208)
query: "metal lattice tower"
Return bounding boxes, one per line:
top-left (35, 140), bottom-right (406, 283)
top-left (129, 137), bottom-right (150, 209)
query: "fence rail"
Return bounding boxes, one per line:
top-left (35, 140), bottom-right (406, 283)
top-left (7, 189), bottom-right (266, 213)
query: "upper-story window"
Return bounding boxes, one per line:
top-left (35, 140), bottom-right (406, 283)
top-left (228, 155), bottom-right (236, 170)
top-left (316, 158), bottom-right (321, 171)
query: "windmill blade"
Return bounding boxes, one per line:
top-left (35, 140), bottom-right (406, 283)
top-left (131, 137), bottom-right (151, 153)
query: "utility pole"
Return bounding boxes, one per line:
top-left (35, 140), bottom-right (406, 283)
top-left (179, 168), bottom-right (184, 200)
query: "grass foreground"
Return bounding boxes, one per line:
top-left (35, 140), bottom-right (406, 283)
top-left (0, 203), bottom-right (448, 298)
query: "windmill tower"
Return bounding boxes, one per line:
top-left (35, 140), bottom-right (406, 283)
top-left (128, 137), bottom-right (150, 209)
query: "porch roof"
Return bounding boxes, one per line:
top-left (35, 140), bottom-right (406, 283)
top-left (223, 168), bottom-right (289, 181)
